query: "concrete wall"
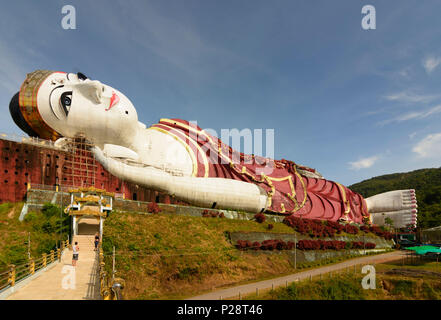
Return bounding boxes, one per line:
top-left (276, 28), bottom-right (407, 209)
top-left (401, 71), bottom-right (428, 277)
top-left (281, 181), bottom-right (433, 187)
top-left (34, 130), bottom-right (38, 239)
top-left (22, 189), bottom-right (285, 223)
top-left (113, 198), bottom-right (284, 222)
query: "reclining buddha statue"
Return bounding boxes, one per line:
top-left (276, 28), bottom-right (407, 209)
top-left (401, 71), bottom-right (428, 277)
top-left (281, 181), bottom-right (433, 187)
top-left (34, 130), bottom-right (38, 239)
top-left (9, 70), bottom-right (418, 228)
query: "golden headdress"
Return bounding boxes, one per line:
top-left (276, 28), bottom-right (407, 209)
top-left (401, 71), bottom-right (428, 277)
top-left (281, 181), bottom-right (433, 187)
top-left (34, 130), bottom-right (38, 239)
top-left (12, 70), bottom-right (62, 141)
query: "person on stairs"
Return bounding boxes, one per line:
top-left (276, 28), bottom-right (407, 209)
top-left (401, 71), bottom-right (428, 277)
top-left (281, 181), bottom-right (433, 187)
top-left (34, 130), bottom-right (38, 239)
top-left (94, 233), bottom-right (100, 251)
top-left (72, 242), bottom-right (79, 267)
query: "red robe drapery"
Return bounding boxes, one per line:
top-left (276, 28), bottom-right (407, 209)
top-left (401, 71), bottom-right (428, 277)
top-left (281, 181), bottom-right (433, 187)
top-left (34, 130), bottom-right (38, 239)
top-left (150, 118), bottom-right (370, 224)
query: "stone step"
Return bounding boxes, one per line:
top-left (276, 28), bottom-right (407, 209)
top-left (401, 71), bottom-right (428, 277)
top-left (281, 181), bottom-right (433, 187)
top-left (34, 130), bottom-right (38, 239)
top-left (72, 236), bottom-right (98, 249)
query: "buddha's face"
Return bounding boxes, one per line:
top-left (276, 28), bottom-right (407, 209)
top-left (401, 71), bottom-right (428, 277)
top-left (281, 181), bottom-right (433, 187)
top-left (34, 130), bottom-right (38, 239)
top-left (10, 70), bottom-right (139, 147)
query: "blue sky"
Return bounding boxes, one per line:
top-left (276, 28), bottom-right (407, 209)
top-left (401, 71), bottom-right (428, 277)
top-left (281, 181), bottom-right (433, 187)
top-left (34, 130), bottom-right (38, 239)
top-left (1, 0), bottom-right (441, 185)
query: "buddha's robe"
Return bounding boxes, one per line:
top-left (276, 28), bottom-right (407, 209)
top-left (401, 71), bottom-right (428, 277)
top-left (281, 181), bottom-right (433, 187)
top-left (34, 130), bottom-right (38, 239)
top-left (150, 118), bottom-right (370, 224)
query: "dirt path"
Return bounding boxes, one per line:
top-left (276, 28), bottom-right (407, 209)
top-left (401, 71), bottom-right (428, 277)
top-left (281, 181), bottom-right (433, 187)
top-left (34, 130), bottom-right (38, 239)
top-left (188, 250), bottom-right (406, 300)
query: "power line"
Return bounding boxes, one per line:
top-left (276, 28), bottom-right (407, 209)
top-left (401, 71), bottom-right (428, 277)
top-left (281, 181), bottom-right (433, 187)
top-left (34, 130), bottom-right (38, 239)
top-left (100, 243), bottom-right (289, 258)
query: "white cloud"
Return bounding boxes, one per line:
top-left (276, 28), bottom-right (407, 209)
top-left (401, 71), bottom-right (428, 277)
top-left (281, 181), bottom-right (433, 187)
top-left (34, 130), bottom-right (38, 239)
top-left (383, 91), bottom-right (439, 104)
top-left (397, 68), bottom-right (411, 79)
top-left (422, 56), bottom-right (441, 74)
top-left (379, 104), bottom-right (441, 125)
top-left (412, 132), bottom-right (441, 158)
top-left (348, 156), bottom-right (379, 170)
top-left (409, 132), bottom-right (417, 139)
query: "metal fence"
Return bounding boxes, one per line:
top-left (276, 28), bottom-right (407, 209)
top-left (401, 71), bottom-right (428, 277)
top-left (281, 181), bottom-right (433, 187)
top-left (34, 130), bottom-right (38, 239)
top-left (0, 133), bottom-right (59, 150)
top-left (98, 248), bottom-right (124, 300)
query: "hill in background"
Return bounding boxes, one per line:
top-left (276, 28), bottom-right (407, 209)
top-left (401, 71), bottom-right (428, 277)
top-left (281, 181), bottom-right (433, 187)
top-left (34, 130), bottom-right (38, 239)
top-left (349, 167), bottom-right (441, 229)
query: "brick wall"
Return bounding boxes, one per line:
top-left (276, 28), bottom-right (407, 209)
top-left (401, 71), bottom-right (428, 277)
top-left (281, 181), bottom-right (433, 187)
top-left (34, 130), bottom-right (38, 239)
top-left (0, 138), bottom-right (185, 205)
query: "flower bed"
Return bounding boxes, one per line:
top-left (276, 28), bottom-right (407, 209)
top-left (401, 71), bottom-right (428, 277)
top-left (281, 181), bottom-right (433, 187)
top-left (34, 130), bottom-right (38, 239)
top-left (282, 215), bottom-right (393, 240)
top-left (368, 225), bottom-right (393, 240)
top-left (235, 239), bottom-right (376, 251)
top-left (235, 239), bottom-right (295, 251)
top-left (202, 209), bottom-right (224, 218)
top-left (283, 216), bottom-right (343, 238)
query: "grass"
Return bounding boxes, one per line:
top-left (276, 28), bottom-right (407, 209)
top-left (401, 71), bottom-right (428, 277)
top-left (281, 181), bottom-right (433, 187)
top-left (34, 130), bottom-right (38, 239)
top-left (244, 260), bottom-right (441, 300)
top-left (102, 211), bottom-right (300, 299)
top-left (0, 202), bottom-right (70, 270)
top-left (102, 210), bottom-right (393, 300)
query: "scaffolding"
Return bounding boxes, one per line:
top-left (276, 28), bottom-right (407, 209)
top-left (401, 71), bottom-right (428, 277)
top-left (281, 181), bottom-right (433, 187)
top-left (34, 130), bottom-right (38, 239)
top-left (61, 136), bottom-right (97, 188)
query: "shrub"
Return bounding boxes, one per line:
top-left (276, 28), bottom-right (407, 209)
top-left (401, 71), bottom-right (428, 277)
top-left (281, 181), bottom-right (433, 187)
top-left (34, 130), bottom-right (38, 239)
top-left (351, 241), bottom-right (364, 249)
top-left (24, 212), bottom-right (38, 223)
top-left (41, 203), bottom-right (60, 218)
top-left (147, 202), bottom-right (161, 214)
top-left (297, 239), bottom-right (358, 251)
top-left (365, 242), bottom-right (376, 249)
top-left (235, 240), bottom-right (248, 250)
top-left (202, 209), bottom-right (209, 217)
top-left (283, 216), bottom-right (343, 238)
top-left (254, 213), bottom-right (266, 223)
top-left (267, 223), bottom-right (274, 230)
top-left (235, 239), bottom-right (376, 252)
top-left (237, 239), bottom-right (293, 251)
top-left (343, 224), bottom-right (359, 235)
top-left (369, 225), bottom-right (393, 240)
top-left (251, 241), bottom-right (261, 250)
top-left (283, 216), bottom-right (391, 241)
top-left (202, 209), bottom-right (223, 218)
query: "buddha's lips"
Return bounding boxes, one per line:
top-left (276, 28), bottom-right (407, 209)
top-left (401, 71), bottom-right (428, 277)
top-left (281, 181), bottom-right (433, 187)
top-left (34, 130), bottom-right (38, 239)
top-left (106, 92), bottom-right (120, 111)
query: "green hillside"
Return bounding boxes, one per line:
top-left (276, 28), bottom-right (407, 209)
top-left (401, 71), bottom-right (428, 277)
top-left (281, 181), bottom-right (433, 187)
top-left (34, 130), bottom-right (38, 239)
top-left (0, 203), bottom-right (70, 269)
top-left (245, 260), bottom-right (441, 300)
top-left (101, 211), bottom-right (387, 300)
top-left (349, 168), bottom-right (441, 229)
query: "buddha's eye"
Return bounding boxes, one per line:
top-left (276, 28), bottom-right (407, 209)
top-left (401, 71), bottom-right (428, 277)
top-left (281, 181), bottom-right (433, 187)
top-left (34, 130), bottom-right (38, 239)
top-left (77, 72), bottom-right (88, 81)
top-left (63, 95), bottom-right (71, 106)
top-left (60, 91), bottom-right (73, 116)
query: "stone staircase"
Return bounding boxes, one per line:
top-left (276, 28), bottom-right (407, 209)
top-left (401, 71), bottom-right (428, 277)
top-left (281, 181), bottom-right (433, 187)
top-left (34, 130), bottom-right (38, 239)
top-left (6, 233), bottom-right (101, 299)
top-left (72, 235), bottom-right (96, 252)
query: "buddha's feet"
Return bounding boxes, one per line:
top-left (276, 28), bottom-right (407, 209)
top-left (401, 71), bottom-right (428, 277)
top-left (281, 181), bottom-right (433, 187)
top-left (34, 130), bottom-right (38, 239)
top-left (365, 190), bottom-right (417, 228)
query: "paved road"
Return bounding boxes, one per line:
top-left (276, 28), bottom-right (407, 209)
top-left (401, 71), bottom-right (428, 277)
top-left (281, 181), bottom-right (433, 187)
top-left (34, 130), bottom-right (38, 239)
top-left (188, 250), bottom-right (406, 300)
top-left (7, 233), bottom-right (100, 300)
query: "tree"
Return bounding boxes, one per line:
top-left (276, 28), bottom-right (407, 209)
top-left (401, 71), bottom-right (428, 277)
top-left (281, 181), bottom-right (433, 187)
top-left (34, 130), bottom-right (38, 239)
top-left (384, 217), bottom-right (394, 231)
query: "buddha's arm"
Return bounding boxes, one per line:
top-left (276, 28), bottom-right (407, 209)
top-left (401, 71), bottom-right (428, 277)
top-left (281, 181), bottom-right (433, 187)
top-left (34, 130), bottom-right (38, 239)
top-left (93, 146), bottom-right (268, 212)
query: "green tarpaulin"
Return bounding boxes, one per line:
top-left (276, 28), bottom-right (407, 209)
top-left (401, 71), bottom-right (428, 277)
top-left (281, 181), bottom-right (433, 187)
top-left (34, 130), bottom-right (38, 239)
top-left (405, 245), bottom-right (441, 255)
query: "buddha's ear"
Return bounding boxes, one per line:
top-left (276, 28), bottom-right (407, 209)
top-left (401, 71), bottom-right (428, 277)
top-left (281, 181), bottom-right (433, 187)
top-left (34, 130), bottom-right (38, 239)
top-left (75, 80), bottom-right (104, 104)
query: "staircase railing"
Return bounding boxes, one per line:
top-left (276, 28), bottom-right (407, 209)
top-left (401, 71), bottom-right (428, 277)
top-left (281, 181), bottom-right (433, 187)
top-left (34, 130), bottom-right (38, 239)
top-left (0, 239), bottom-right (69, 293)
top-left (98, 247), bottom-right (125, 300)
